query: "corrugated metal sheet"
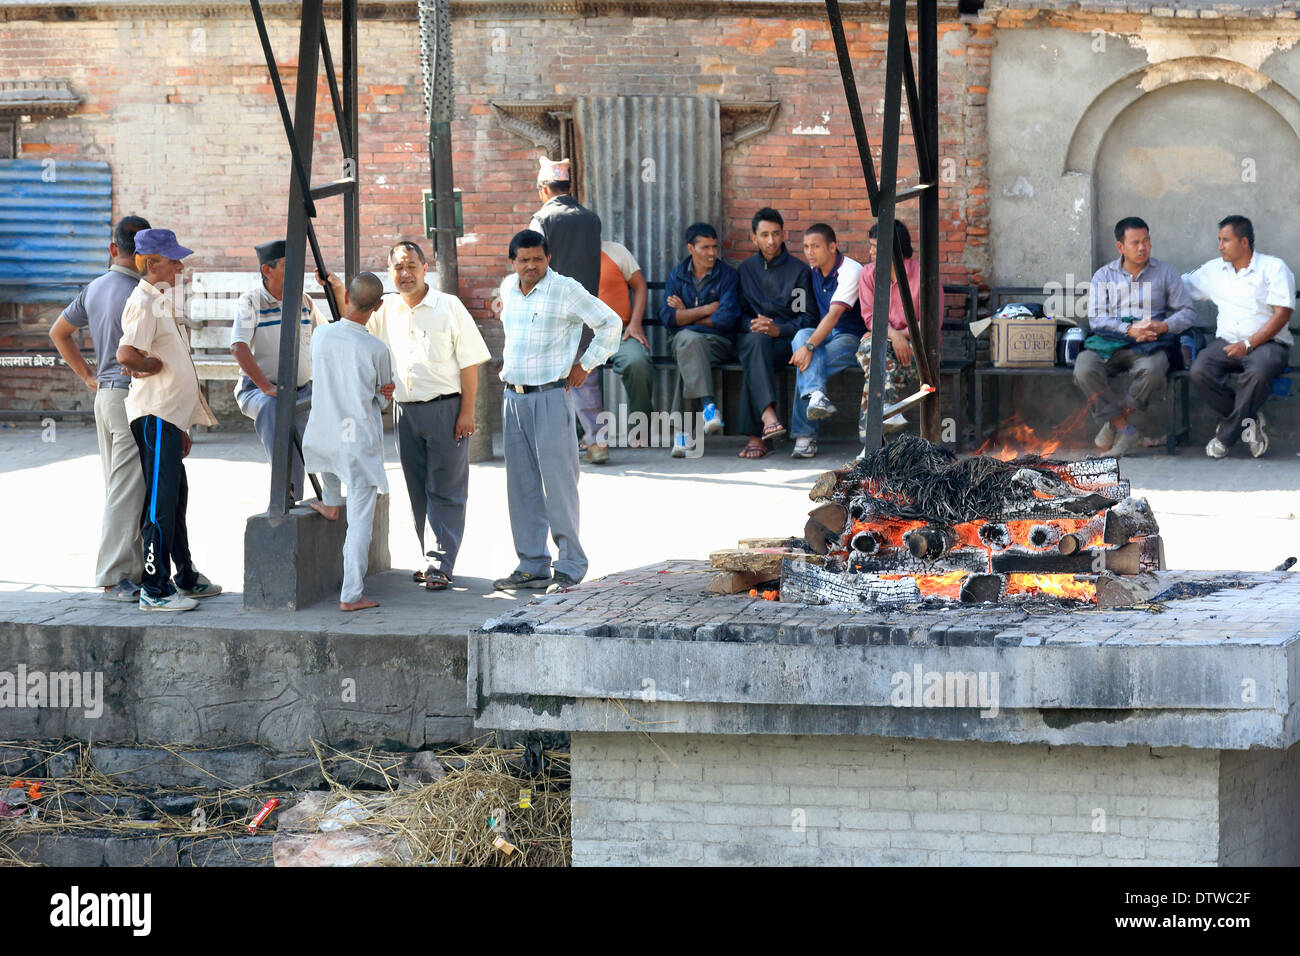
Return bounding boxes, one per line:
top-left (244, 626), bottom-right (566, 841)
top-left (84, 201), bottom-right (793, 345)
top-left (0, 160), bottom-right (112, 304)
top-left (576, 96), bottom-right (722, 288)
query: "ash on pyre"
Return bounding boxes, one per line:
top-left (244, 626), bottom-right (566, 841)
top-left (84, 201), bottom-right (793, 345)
top-left (783, 436), bottom-right (1164, 606)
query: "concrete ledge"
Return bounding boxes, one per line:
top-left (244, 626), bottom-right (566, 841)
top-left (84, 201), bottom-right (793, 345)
top-left (470, 562), bottom-right (1300, 750)
top-left (243, 495), bottom-right (391, 610)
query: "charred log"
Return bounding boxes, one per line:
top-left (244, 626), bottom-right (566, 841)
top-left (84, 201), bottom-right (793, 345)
top-left (804, 502), bottom-right (849, 556)
top-left (978, 523), bottom-right (1011, 550)
top-left (959, 573), bottom-right (1003, 604)
top-left (1059, 514), bottom-right (1106, 555)
top-left (905, 526), bottom-right (956, 560)
top-left (1103, 496), bottom-right (1160, 545)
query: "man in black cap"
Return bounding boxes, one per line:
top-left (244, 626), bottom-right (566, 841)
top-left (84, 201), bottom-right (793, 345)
top-left (230, 240), bottom-right (327, 501)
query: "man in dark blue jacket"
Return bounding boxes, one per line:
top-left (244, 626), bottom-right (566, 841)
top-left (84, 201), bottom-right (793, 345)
top-left (662, 222), bottom-right (741, 457)
top-left (736, 207), bottom-right (816, 459)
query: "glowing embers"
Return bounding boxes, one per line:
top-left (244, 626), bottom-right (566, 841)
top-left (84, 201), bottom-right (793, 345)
top-left (786, 437), bottom-right (1164, 608)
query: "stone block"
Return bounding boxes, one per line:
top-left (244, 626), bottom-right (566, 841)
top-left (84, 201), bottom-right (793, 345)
top-left (243, 495), bottom-right (390, 610)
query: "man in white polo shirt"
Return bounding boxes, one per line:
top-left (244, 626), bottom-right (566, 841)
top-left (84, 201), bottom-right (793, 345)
top-left (1182, 215), bottom-right (1294, 458)
top-left (363, 240), bottom-right (490, 591)
top-left (231, 239), bottom-right (325, 503)
top-left (114, 229), bottom-right (222, 612)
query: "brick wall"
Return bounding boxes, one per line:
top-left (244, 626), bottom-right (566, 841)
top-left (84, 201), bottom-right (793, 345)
top-left (1219, 742), bottom-right (1300, 866)
top-left (571, 732), bottom-right (1224, 866)
top-left (1, 5), bottom-right (985, 414)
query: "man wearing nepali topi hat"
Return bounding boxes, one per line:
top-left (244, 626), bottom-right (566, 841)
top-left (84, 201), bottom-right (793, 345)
top-left (230, 240), bottom-right (328, 503)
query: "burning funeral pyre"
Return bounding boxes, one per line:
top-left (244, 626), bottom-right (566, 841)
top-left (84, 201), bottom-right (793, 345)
top-left (780, 436), bottom-right (1164, 607)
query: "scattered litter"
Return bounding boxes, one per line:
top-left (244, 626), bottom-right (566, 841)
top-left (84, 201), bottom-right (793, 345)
top-left (518, 788), bottom-right (532, 809)
top-left (318, 798), bottom-right (370, 831)
top-left (492, 834), bottom-right (517, 856)
top-left (247, 797), bottom-right (280, 834)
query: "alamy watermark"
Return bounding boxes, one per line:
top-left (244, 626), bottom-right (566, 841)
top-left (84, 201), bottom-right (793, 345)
top-left (0, 665), bottom-right (104, 719)
top-left (890, 665), bottom-right (1000, 718)
top-left (590, 407), bottom-right (709, 458)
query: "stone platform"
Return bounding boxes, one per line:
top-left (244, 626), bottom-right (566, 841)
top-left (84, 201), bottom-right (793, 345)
top-left (471, 561), bottom-right (1300, 866)
top-left (0, 571), bottom-right (533, 750)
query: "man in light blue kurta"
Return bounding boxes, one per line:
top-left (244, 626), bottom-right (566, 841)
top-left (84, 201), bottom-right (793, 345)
top-left (302, 273), bottom-right (394, 611)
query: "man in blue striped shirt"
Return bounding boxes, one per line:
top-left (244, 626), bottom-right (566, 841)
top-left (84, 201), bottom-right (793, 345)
top-left (493, 229), bottom-right (621, 595)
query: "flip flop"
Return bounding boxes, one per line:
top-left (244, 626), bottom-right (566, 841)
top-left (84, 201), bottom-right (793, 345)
top-left (762, 421), bottom-right (786, 441)
top-left (739, 443), bottom-right (770, 459)
top-left (423, 569), bottom-right (452, 591)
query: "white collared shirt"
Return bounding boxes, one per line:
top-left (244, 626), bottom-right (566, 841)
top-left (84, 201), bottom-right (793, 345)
top-left (119, 279), bottom-right (218, 429)
top-left (1182, 252), bottom-right (1295, 346)
top-left (367, 285), bottom-right (490, 404)
top-left (230, 284), bottom-right (325, 391)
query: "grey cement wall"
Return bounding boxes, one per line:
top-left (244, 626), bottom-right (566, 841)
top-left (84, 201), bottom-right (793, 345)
top-left (571, 732), bottom-right (1228, 866)
top-left (1219, 742), bottom-right (1300, 865)
top-left (989, 21), bottom-right (1300, 290)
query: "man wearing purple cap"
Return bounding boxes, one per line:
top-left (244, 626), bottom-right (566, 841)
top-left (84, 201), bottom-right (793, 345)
top-left (115, 228), bottom-right (222, 612)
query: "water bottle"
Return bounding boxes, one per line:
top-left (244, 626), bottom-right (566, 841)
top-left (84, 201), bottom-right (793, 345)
top-left (1060, 327), bottom-right (1085, 366)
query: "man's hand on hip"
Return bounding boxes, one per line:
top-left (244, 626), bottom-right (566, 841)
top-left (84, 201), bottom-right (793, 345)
top-left (567, 363), bottom-right (589, 389)
top-left (181, 431), bottom-right (192, 459)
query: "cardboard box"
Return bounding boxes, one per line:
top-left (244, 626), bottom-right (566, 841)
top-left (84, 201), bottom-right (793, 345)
top-left (989, 316), bottom-right (1058, 368)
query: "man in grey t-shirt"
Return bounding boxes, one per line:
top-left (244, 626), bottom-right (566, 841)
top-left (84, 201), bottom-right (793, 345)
top-left (49, 215), bottom-right (151, 600)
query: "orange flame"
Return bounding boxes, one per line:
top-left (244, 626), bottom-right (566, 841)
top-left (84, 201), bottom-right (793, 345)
top-left (913, 570), bottom-right (969, 599)
top-left (974, 407), bottom-right (1092, 461)
top-left (1004, 574), bottom-right (1096, 602)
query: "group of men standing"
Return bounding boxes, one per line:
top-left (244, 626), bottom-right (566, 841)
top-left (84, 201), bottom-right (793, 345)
top-left (1075, 214), bottom-right (1293, 459)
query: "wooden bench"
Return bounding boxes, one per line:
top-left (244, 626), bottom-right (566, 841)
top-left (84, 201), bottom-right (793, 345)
top-left (612, 281), bottom-right (978, 439)
top-left (977, 285), bottom-right (1300, 454)
top-left (186, 272), bottom-right (395, 385)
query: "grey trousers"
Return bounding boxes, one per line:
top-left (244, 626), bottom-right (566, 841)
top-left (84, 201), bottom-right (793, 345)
top-left (321, 473), bottom-right (377, 604)
top-left (503, 386), bottom-right (587, 581)
top-left (237, 379), bottom-right (311, 501)
top-left (394, 397), bottom-right (469, 575)
top-left (1190, 338), bottom-right (1289, 446)
top-left (672, 329), bottom-right (737, 403)
top-left (1073, 347), bottom-right (1168, 424)
top-left (93, 387), bottom-right (145, 587)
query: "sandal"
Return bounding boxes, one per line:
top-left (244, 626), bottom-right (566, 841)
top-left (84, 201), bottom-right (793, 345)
top-left (739, 442), bottom-right (770, 459)
top-left (423, 569), bottom-right (452, 591)
top-left (761, 421), bottom-right (786, 441)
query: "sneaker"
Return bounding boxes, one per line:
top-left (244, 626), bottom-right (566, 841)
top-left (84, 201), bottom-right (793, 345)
top-left (806, 390), bottom-right (837, 421)
top-left (1094, 422), bottom-right (1115, 450)
top-left (791, 436), bottom-right (818, 459)
top-left (103, 579), bottom-right (141, 602)
top-left (177, 573), bottom-right (223, 599)
top-left (1106, 428), bottom-right (1142, 458)
top-left (1206, 437), bottom-right (1229, 459)
top-left (671, 432), bottom-right (689, 458)
top-left (584, 443), bottom-right (610, 465)
top-left (493, 570), bottom-right (552, 591)
top-left (1246, 410), bottom-right (1269, 459)
top-left (545, 571), bottom-right (580, 594)
top-left (139, 591), bottom-right (199, 612)
top-left (702, 402), bottom-right (724, 436)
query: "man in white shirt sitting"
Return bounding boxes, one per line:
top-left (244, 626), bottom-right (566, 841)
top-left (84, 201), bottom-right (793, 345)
top-left (1182, 215), bottom-right (1294, 458)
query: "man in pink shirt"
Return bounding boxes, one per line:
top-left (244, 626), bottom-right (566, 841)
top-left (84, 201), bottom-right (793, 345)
top-left (856, 221), bottom-right (929, 441)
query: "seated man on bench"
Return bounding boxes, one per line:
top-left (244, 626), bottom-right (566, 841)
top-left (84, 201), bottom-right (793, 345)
top-left (1182, 214), bottom-right (1294, 459)
top-left (1074, 216), bottom-right (1195, 458)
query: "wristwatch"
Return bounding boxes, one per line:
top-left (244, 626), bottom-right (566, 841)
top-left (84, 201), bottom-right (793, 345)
top-left (807, 339), bottom-right (819, 351)
top-left (1244, 339), bottom-right (1253, 353)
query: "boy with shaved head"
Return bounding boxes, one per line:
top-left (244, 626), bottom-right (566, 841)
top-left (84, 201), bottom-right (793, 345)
top-left (302, 272), bottom-right (395, 611)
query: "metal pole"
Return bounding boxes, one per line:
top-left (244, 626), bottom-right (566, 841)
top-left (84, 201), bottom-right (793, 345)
top-left (343, 0), bottom-right (360, 281)
top-left (825, 0), bottom-right (881, 214)
top-left (419, 0), bottom-right (459, 295)
top-left (918, 0), bottom-right (942, 443)
top-left (268, 0), bottom-right (323, 514)
top-left (863, 0), bottom-right (909, 453)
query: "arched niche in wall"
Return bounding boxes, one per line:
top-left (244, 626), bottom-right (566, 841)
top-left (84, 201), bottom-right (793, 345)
top-left (1065, 58), bottom-right (1300, 278)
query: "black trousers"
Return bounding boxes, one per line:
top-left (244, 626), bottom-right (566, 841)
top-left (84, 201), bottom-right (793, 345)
top-left (1189, 338), bottom-right (1288, 445)
top-left (737, 331), bottom-right (794, 438)
top-left (130, 415), bottom-right (199, 598)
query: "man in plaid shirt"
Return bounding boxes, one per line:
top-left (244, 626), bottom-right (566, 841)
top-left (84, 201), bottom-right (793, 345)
top-left (493, 229), bottom-right (621, 594)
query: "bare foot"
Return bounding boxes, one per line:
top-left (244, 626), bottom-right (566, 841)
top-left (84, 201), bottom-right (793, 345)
top-left (310, 500), bottom-right (339, 521)
top-left (340, 596), bottom-right (379, 612)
